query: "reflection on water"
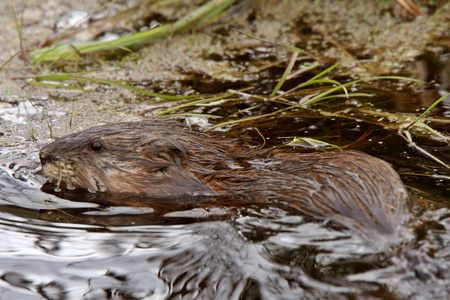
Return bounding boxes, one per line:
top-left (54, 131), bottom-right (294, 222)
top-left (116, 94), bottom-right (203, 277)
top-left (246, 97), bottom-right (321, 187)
top-left (1, 145), bottom-right (450, 299)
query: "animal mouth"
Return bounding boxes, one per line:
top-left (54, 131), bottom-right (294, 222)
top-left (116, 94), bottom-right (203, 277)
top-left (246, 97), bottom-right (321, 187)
top-left (40, 158), bottom-right (66, 189)
top-left (39, 153), bottom-right (48, 166)
top-left (40, 153), bottom-right (102, 193)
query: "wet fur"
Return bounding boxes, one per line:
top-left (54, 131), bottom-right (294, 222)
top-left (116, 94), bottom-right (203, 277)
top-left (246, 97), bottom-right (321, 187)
top-left (40, 118), bottom-right (411, 242)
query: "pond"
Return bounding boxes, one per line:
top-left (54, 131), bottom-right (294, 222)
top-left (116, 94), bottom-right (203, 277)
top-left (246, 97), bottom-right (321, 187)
top-left (1, 0), bottom-right (450, 299)
top-left (1, 86), bottom-right (450, 299)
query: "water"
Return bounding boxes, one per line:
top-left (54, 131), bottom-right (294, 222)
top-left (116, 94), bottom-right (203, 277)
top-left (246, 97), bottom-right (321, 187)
top-left (1, 106), bottom-right (450, 300)
top-left (1, 58), bottom-right (450, 299)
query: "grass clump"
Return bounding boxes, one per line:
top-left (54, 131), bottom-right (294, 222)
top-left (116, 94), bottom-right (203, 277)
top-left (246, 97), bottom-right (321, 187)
top-left (30, 0), bottom-right (238, 64)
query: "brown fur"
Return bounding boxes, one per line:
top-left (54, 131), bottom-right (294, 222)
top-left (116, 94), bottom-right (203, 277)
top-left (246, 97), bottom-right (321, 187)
top-left (40, 118), bottom-right (411, 242)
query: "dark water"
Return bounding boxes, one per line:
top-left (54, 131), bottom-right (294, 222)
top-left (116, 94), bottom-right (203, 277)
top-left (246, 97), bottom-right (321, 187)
top-left (1, 67), bottom-right (450, 299)
top-left (1, 110), bottom-right (450, 300)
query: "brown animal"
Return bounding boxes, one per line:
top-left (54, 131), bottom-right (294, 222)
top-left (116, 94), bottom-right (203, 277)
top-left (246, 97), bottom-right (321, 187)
top-left (39, 118), bottom-right (411, 242)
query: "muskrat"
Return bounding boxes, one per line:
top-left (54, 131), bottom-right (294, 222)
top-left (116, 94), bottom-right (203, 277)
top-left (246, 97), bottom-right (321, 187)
top-left (39, 118), bottom-right (411, 241)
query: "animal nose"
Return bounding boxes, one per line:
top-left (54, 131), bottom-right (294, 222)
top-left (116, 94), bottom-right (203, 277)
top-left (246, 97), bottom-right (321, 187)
top-left (39, 152), bottom-right (48, 165)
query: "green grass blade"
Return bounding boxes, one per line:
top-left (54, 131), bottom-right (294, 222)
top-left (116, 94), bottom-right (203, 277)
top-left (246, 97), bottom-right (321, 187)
top-left (30, 0), bottom-right (238, 63)
top-left (426, 2), bottom-right (450, 27)
top-left (156, 91), bottom-right (238, 116)
top-left (415, 120), bottom-right (450, 141)
top-left (410, 93), bottom-right (450, 125)
top-left (0, 49), bottom-right (22, 70)
top-left (300, 79), bottom-right (349, 99)
top-left (171, 0), bottom-right (237, 32)
top-left (11, 6), bottom-right (24, 51)
top-left (399, 131), bottom-right (450, 169)
top-left (31, 24), bottom-right (171, 63)
top-left (36, 54), bottom-right (67, 76)
top-left (271, 60), bottom-right (346, 101)
top-left (316, 93), bottom-right (373, 100)
top-left (287, 137), bottom-right (343, 150)
top-left (271, 51), bottom-right (299, 97)
top-left (32, 74), bottom-right (200, 100)
top-left (299, 59), bottom-right (346, 87)
top-left (204, 106), bottom-right (295, 132)
top-left (29, 81), bottom-right (93, 92)
top-left (301, 76), bottom-right (425, 106)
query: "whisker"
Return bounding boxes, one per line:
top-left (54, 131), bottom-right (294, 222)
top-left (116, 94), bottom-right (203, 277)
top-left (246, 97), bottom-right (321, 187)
top-left (61, 163), bottom-right (76, 190)
top-left (70, 157), bottom-right (99, 192)
top-left (55, 164), bottom-right (63, 193)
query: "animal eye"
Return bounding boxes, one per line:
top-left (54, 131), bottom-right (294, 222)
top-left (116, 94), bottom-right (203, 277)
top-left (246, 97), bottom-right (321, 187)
top-left (91, 141), bottom-right (102, 151)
